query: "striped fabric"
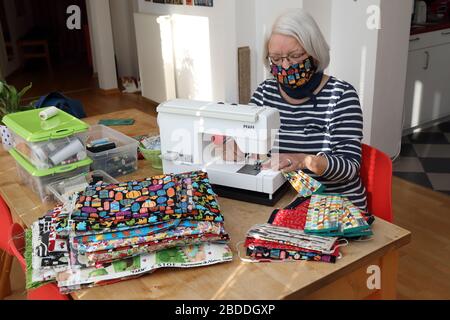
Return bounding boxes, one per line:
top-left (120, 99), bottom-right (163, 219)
top-left (250, 77), bottom-right (368, 212)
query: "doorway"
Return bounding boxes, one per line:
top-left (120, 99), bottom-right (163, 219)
top-left (0, 0), bottom-right (95, 103)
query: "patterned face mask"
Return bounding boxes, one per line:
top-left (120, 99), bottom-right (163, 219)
top-left (270, 56), bottom-right (317, 89)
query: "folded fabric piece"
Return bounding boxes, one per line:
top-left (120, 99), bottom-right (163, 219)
top-left (72, 219), bottom-right (182, 252)
top-left (33, 216), bottom-right (69, 269)
top-left (26, 228), bottom-right (56, 289)
top-left (268, 198), bottom-right (310, 230)
top-left (339, 199), bottom-right (373, 237)
top-left (304, 194), bottom-right (373, 238)
top-left (72, 232), bottom-right (229, 268)
top-left (283, 170), bottom-right (324, 197)
top-left (246, 224), bottom-right (338, 255)
top-left (73, 220), bottom-right (225, 254)
top-left (246, 245), bottom-right (337, 263)
top-left (68, 172), bottom-right (223, 233)
top-left (26, 170), bottom-right (232, 294)
top-left (56, 243), bottom-right (233, 291)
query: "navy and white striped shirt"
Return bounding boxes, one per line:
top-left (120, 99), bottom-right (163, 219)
top-left (250, 77), bottom-right (368, 212)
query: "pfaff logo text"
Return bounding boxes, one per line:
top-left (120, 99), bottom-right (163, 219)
top-left (243, 124), bottom-right (255, 129)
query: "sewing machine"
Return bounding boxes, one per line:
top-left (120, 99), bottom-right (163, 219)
top-left (157, 99), bottom-right (288, 205)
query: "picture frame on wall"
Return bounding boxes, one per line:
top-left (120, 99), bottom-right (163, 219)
top-left (165, 0), bottom-right (184, 4)
top-left (194, 0), bottom-right (213, 7)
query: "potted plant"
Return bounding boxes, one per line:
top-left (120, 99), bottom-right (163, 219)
top-left (0, 80), bottom-right (34, 150)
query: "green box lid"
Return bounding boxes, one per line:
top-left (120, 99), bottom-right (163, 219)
top-left (9, 148), bottom-right (93, 177)
top-left (2, 108), bottom-right (89, 142)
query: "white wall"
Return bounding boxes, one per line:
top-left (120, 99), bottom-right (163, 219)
top-left (137, 0), bottom-right (302, 103)
top-left (86, 0), bottom-right (118, 90)
top-left (328, 0), bottom-right (380, 147)
top-left (302, 0), bottom-right (331, 53)
top-left (253, 0), bottom-right (303, 88)
top-left (327, 0), bottom-right (411, 157)
top-left (138, 0), bottom-right (237, 102)
top-left (371, 0), bottom-right (413, 156)
top-left (109, 0), bottom-right (139, 78)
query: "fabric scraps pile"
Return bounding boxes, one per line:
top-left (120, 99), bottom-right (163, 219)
top-left (26, 171), bottom-right (232, 293)
top-left (243, 170), bottom-right (373, 263)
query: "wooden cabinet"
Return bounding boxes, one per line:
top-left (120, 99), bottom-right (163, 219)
top-left (404, 29), bottom-right (450, 129)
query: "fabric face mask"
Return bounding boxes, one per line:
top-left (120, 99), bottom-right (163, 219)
top-left (270, 56), bottom-right (317, 89)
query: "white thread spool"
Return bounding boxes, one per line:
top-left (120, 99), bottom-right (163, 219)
top-left (49, 138), bottom-right (85, 165)
top-left (39, 107), bottom-right (59, 121)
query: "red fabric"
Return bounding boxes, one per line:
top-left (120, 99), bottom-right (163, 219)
top-left (0, 196), bottom-right (13, 254)
top-left (270, 199), bottom-right (310, 230)
top-left (360, 144), bottom-right (393, 222)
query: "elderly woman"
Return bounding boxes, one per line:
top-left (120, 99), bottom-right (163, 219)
top-left (251, 9), bottom-right (367, 212)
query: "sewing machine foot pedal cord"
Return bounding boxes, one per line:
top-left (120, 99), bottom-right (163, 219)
top-left (212, 181), bottom-right (290, 206)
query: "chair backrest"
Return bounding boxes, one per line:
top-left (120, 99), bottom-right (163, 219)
top-left (8, 223), bottom-right (26, 271)
top-left (8, 223), bottom-right (70, 300)
top-left (0, 196), bottom-right (14, 255)
top-left (360, 144), bottom-right (393, 222)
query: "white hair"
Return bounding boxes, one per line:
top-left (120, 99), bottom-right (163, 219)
top-left (266, 9), bottom-right (330, 71)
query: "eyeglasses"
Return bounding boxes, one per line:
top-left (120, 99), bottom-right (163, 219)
top-left (267, 52), bottom-right (308, 66)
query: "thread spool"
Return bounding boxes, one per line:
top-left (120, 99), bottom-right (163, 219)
top-left (49, 138), bottom-right (85, 165)
top-left (39, 107), bottom-right (59, 121)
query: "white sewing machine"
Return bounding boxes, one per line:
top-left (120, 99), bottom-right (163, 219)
top-left (157, 99), bottom-right (288, 205)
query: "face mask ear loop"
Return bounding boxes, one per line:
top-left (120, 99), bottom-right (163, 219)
top-left (236, 241), bottom-right (260, 263)
top-left (336, 238), bottom-right (349, 248)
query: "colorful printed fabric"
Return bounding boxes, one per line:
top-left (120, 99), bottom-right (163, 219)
top-left (72, 219), bottom-right (182, 251)
top-left (246, 224), bottom-right (338, 255)
top-left (339, 199), bottom-right (373, 237)
top-left (283, 170), bottom-right (324, 198)
top-left (68, 172), bottom-right (223, 232)
top-left (34, 216), bottom-right (69, 269)
top-left (73, 221), bottom-right (226, 254)
top-left (75, 233), bottom-right (229, 267)
top-left (71, 175), bottom-right (179, 231)
top-left (246, 245), bottom-right (337, 263)
top-left (187, 171), bottom-right (222, 220)
top-left (304, 194), bottom-right (343, 233)
top-left (304, 194), bottom-right (373, 238)
top-left (56, 243), bottom-right (233, 292)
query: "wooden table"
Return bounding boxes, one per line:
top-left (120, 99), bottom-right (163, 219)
top-left (0, 109), bottom-right (411, 300)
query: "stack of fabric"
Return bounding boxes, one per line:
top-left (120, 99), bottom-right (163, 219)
top-left (26, 171), bottom-right (232, 293)
top-left (243, 170), bottom-right (373, 264)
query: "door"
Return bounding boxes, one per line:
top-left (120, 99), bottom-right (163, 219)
top-left (403, 48), bottom-right (435, 129)
top-left (426, 43), bottom-right (450, 123)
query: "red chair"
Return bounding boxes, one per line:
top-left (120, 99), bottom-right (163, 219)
top-left (360, 144), bottom-right (393, 222)
top-left (9, 223), bottom-right (70, 300)
top-left (0, 196), bottom-right (14, 299)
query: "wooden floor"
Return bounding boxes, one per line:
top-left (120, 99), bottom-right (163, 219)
top-left (3, 85), bottom-right (450, 300)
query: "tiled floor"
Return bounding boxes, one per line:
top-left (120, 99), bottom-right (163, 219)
top-left (394, 120), bottom-right (450, 196)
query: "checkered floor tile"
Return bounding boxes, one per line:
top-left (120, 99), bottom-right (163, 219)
top-left (393, 120), bottom-right (450, 197)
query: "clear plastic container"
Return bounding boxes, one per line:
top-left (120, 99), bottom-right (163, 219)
top-left (10, 149), bottom-right (92, 203)
top-left (12, 133), bottom-right (88, 169)
top-left (86, 125), bottom-right (139, 177)
top-left (2, 108), bottom-right (89, 169)
top-left (47, 170), bottom-right (119, 203)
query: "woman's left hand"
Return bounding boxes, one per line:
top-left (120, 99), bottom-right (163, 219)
top-left (262, 153), bottom-right (328, 175)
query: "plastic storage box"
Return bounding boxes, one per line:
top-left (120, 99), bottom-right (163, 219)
top-left (86, 125), bottom-right (139, 177)
top-left (47, 170), bottom-right (119, 203)
top-left (2, 108), bottom-right (89, 170)
top-left (9, 148), bottom-right (92, 203)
